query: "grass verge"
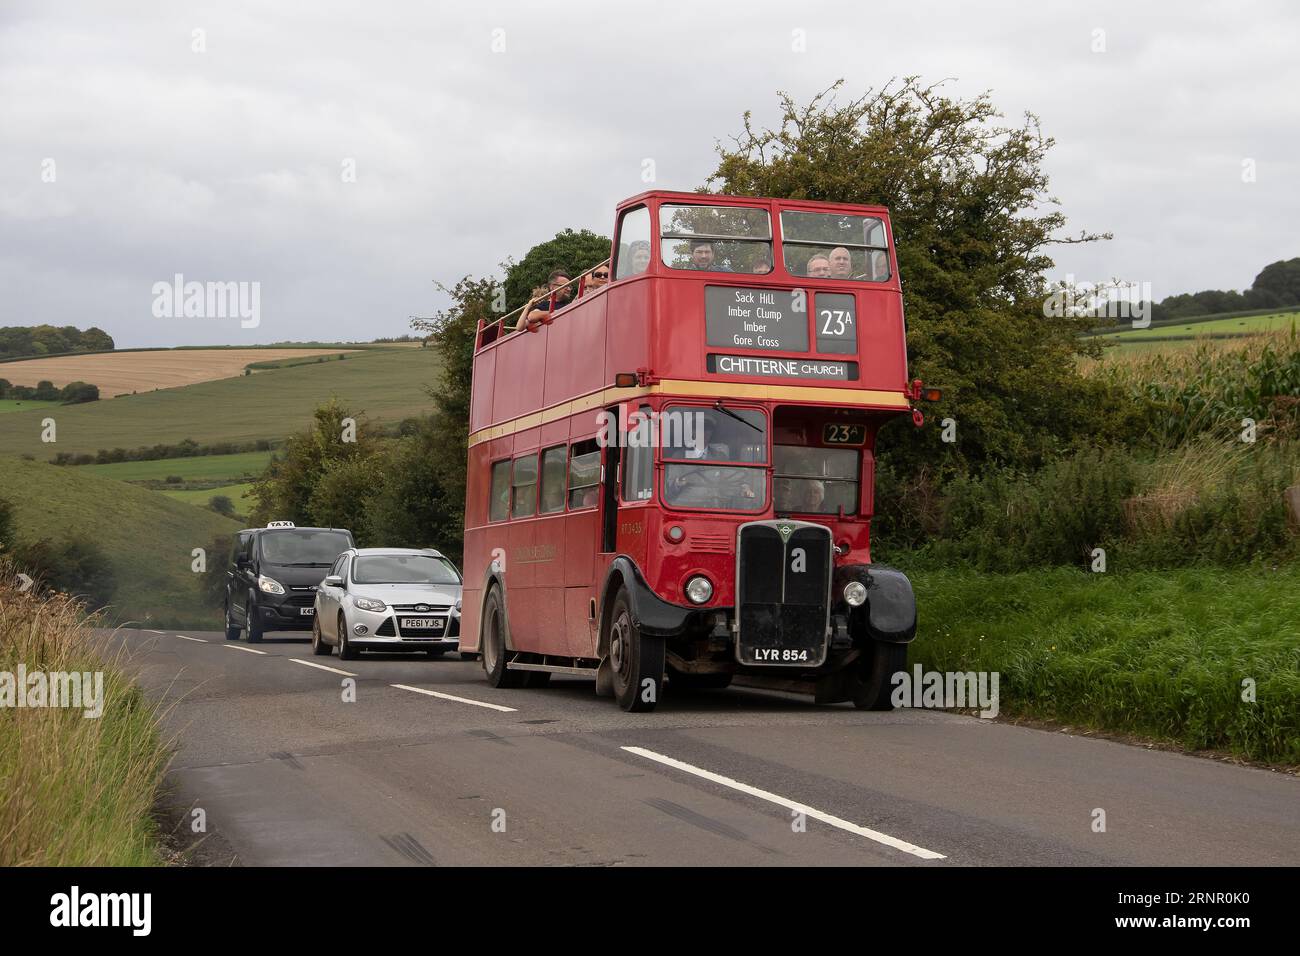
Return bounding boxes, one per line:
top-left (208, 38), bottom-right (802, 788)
top-left (0, 559), bottom-right (170, 864)
top-left (907, 564), bottom-right (1300, 765)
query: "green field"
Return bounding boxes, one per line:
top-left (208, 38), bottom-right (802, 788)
top-left (0, 456), bottom-right (240, 627)
top-left (160, 481), bottom-right (256, 512)
top-left (0, 347), bottom-right (439, 460)
top-left (1098, 309), bottom-right (1300, 343)
top-left (908, 565), bottom-right (1300, 765)
top-left (0, 399), bottom-right (59, 415)
top-left (79, 450), bottom-right (272, 482)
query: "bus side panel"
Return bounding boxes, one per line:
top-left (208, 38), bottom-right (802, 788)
top-left (545, 294), bottom-right (608, 407)
top-left (857, 292), bottom-right (909, 391)
top-left (493, 329), bottom-right (547, 427)
top-left (460, 437), bottom-right (506, 654)
top-left (605, 280), bottom-right (651, 383)
top-left (563, 586), bottom-right (595, 658)
top-left (470, 347), bottom-right (496, 434)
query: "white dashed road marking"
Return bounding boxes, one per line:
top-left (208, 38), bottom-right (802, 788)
top-left (290, 658), bottom-right (357, 677)
top-left (390, 684), bottom-right (517, 712)
top-left (622, 746), bottom-right (947, 861)
top-left (224, 644), bottom-right (268, 656)
top-left (177, 635), bottom-right (208, 643)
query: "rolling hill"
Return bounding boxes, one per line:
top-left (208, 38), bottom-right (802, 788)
top-left (0, 346), bottom-right (440, 459)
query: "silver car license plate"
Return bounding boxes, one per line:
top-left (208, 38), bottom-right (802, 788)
top-left (399, 617), bottom-right (443, 631)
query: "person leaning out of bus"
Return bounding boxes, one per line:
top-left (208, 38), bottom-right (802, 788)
top-left (516, 268), bottom-right (573, 330)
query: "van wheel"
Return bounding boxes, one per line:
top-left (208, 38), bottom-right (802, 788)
top-left (246, 595), bottom-right (264, 643)
top-left (608, 587), bottom-right (664, 713)
top-left (481, 587), bottom-right (524, 688)
top-left (224, 603), bottom-right (241, 641)
top-left (311, 617), bottom-right (331, 656)
top-left (853, 641), bottom-right (907, 711)
top-left (337, 614), bottom-right (359, 660)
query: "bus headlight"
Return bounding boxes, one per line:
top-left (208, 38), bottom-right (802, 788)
top-left (843, 581), bottom-right (867, 607)
top-left (685, 576), bottom-right (714, 605)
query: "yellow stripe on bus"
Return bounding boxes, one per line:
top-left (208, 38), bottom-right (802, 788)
top-left (467, 381), bottom-right (910, 447)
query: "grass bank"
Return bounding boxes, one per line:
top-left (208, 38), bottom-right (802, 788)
top-left (906, 564), bottom-right (1300, 765)
top-left (0, 561), bottom-right (170, 864)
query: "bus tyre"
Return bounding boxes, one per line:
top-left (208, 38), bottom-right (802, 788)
top-left (311, 617), bottom-right (331, 655)
top-left (337, 615), bottom-right (359, 661)
top-left (482, 588), bottom-right (525, 688)
top-left (608, 588), bottom-right (665, 713)
top-left (853, 641), bottom-right (907, 711)
top-left (224, 603), bottom-right (241, 641)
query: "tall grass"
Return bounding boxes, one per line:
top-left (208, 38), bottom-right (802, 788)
top-left (910, 565), bottom-right (1300, 764)
top-left (0, 558), bottom-right (170, 865)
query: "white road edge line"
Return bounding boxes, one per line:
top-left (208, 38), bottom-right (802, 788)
top-left (176, 635), bottom-right (208, 644)
top-left (290, 658), bottom-right (357, 677)
top-left (390, 683), bottom-right (517, 713)
top-left (622, 746), bottom-right (947, 861)
top-left (223, 644), bottom-right (268, 656)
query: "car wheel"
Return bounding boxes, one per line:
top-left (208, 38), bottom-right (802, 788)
top-left (246, 593), bottom-right (264, 643)
top-left (608, 586), bottom-right (664, 713)
top-left (853, 641), bottom-right (907, 711)
top-left (224, 602), bottom-right (241, 641)
top-left (481, 587), bottom-right (524, 688)
top-left (337, 613), bottom-right (358, 661)
top-left (311, 616), bottom-right (331, 656)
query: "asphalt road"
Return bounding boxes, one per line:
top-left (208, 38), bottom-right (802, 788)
top-left (111, 627), bottom-right (1300, 867)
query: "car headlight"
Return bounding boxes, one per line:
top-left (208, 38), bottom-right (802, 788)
top-left (843, 581), bottom-right (867, 607)
top-left (685, 575), bottom-right (713, 605)
top-left (454, 598), bottom-right (462, 613)
top-left (354, 597), bottom-right (387, 612)
top-left (257, 575), bottom-right (285, 595)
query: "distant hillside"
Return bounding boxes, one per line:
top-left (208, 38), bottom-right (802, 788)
top-left (0, 456), bottom-right (241, 627)
top-left (0, 347), bottom-right (440, 460)
top-left (0, 324), bottom-right (113, 360)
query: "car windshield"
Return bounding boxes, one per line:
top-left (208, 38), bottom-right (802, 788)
top-left (351, 554), bottom-right (461, 585)
top-left (773, 445), bottom-right (860, 515)
top-left (659, 204), bottom-right (773, 274)
top-left (259, 530), bottom-right (352, 565)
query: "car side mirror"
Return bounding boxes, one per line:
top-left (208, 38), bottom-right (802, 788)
top-left (323, 575), bottom-right (344, 588)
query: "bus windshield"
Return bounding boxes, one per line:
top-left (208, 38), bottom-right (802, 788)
top-left (659, 204), bottom-right (773, 275)
top-left (780, 210), bottom-right (890, 281)
top-left (773, 445), bottom-right (860, 515)
top-left (661, 404), bottom-right (767, 512)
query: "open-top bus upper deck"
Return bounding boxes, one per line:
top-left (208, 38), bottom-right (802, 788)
top-left (471, 191), bottom-right (915, 442)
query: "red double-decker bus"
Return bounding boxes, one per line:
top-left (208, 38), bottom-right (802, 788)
top-left (461, 190), bottom-right (934, 712)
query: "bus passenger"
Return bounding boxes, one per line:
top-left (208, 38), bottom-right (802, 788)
top-left (806, 253), bottom-right (831, 278)
top-left (584, 260), bottom-right (610, 293)
top-left (828, 247), bottom-right (853, 280)
top-left (519, 269), bottom-right (573, 329)
top-left (689, 240), bottom-right (724, 271)
top-left (751, 250), bottom-right (772, 274)
top-left (629, 240), bottom-right (651, 276)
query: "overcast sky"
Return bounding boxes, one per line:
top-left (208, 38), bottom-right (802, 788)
top-left (1, 0), bottom-right (1296, 348)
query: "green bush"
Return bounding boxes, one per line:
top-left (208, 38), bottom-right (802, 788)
top-left (15, 538), bottom-right (117, 609)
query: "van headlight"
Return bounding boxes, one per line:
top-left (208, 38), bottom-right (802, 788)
top-left (257, 575), bottom-right (285, 595)
top-left (685, 575), bottom-right (714, 605)
top-left (843, 581), bottom-right (867, 607)
top-left (354, 597), bottom-right (387, 612)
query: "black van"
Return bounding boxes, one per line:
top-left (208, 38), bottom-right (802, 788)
top-left (224, 522), bottom-right (356, 642)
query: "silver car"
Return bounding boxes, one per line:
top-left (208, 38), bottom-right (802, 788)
top-left (311, 548), bottom-right (462, 660)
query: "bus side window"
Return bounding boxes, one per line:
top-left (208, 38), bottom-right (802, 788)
top-left (568, 439), bottom-right (601, 509)
top-left (539, 445), bottom-right (567, 514)
top-left (621, 405), bottom-right (654, 502)
top-left (488, 460), bottom-right (511, 522)
top-left (511, 453), bottom-right (539, 519)
top-left (613, 206), bottom-right (650, 279)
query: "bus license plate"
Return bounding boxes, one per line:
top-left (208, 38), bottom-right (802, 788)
top-left (400, 617), bottom-right (444, 631)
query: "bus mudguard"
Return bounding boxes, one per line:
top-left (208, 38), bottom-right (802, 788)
top-left (835, 564), bottom-right (917, 644)
top-left (600, 556), bottom-right (694, 639)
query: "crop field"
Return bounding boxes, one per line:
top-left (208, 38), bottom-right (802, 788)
top-left (0, 347), bottom-right (440, 459)
top-left (0, 347), bottom-right (358, 394)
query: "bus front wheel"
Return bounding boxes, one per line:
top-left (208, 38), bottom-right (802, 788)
top-left (482, 587), bottom-right (525, 689)
top-left (608, 587), bottom-right (664, 713)
top-left (853, 641), bottom-right (907, 711)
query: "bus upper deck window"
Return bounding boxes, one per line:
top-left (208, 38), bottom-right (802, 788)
top-left (780, 210), bottom-right (891, 281)
top-left (614, 206), bottom-right (651, 279)
top-left (658, 204), bottom-right (773, 275)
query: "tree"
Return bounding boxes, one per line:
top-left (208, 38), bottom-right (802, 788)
top-left (708, 78), bottom-right (1127, 475)
top-left (60, 381), bottom-right (99, 404)
top-left (503, 228), bottom-right (612, 313)
top-left (208, 495), bottom-right (235, 516)
top-left (1251, 257), bottom-right (1300, 307)
top-left (363, 417), bottom-right (461, 557)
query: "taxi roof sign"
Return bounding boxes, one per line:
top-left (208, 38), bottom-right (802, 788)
top-left (266, 520), bottom-right (296, 528)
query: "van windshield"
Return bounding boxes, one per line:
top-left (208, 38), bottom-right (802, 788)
top-left (259, 530), bottom-right (352, 566)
